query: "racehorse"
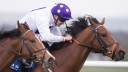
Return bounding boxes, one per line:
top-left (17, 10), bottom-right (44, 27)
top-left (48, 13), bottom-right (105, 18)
top-left (33, 16), bottom-right (125, 72)
top-left (0, 21), bottom-right (55, 72)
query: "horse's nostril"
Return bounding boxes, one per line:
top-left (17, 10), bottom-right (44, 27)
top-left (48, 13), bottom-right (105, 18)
top-left (48, 58), bottom-right (54, 62)
top-left (45, 57), bottom-right (55, 68)
top-left (119, 51), bottom-right (125, 59)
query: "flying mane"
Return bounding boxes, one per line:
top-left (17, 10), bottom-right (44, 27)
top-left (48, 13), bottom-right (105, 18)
top-left (67, 16), bottom-right (89, 37)
top-left (67, 16), bottom-right (100, 37)
top-left (50, 16), bottom-right (90, 51)
top-left (0, 29), bottom-right (21, 40)
top-left (0, 24), bottom-right (30, 40)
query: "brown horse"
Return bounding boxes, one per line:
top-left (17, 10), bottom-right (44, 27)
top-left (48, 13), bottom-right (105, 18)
top-left (0, 22), bottom-right (55, 72)
top-left (33, 16), bottom-right (125, 72)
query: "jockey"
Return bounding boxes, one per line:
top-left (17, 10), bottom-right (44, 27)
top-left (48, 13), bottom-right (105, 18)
top-left (19, 3), bottom-right (72, 49)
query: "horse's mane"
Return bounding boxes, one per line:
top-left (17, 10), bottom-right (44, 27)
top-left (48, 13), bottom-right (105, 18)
top-left (67, 16), bottom-right (89, 37)
top-left (50, 16), bottom-right (90, 52)
top-left (0, 29), bottom-right (21, 40)
top-left (67, 16), bottom-right (100, 37)
top-left (50, 16), bottom-right (101, 52)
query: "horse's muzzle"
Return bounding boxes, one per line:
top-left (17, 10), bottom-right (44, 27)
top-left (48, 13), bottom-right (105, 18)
top-left (113, 50), bottom-right (125, 61)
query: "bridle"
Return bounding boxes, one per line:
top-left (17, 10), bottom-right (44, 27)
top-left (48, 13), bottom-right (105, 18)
top-left (20, 30), bottom-right (47, 59)
top-left (91, 25), bottom-right (119, 55)
top-left (0, 30), bottom-right (47, 60)
top-left (65, 18), bottom-right (119, 56)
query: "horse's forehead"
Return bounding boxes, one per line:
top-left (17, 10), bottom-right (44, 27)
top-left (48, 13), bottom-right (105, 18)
top-left (94, 25), bottom-right (108, 33)
top-left (95, 25), bottom-right (103, 30)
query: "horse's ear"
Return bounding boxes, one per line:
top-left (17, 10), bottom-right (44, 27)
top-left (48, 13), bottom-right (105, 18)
top-left (17, 21), bottom-right (22, 29)
top-left (17, 21), bottom-right (30, 32)
top-left (89, 18), bottom-right (96, 26)
top-left (17, 21), bottom-right (20, 25)
top-left (100, 18), bottom-right (105, 25)
top-left (24, 22), bottom-right (30, 30)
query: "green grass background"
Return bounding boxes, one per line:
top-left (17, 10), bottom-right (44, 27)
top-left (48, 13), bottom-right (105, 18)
top-left (80, 67), bottom-right (128, 72)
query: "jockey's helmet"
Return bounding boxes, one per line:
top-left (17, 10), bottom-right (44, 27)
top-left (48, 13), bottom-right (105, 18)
top-left (51, 3), bottom-right (72, 20)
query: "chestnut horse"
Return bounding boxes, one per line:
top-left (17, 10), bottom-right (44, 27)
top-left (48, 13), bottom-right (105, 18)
top-left (33, 16), bottom-right (125, 72)
top-left (0, 22), bottom-right (55, 72)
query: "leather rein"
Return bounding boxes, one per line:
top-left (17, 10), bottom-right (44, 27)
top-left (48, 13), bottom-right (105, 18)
top-left (0, 30), bottom-right (47, 59)
top-left (65, 20), bottom-right (119, 55)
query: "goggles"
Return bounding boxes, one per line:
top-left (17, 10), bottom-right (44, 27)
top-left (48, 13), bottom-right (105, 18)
top-left (58, 17), bottom-right (68, 22)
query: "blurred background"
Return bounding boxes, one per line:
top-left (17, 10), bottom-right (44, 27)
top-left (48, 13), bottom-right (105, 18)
top-left (0, 0), bottom-right (128, 72)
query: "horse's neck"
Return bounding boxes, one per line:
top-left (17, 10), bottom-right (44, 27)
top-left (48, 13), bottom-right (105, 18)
top-left (0, 38), bottom-right (21, 70)
top-left (52, 27), bottom-right (93, 72)
top-left (1, 38), bottom-right (22, 51)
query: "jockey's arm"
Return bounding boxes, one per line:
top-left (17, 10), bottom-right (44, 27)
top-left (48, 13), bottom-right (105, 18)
top-left (36, 15), bottom-right (64, 42)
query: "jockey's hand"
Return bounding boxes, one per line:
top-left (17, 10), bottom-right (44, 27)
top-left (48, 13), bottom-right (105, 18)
top-left (64, 34), bottom-right (72, 41)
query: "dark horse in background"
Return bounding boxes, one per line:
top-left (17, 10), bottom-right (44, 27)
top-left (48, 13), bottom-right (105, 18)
top-left (0, 22), bottom-right (55, 72)
top-left (33, 16), bottom-right (125, 72)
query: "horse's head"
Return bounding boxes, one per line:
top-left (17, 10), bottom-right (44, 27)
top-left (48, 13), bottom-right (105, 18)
top-left (88, 17), bottom-right (125, 61)
top-left (17, 21), bottom-right (55, 64)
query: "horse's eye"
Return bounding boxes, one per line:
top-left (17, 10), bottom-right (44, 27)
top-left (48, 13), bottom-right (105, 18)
top-left (102, 34), bottom-right (107, 37)
top-left (29, 39), bottom-right (35, 43)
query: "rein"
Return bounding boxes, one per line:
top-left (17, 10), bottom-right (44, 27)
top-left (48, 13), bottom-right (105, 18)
top-left (0, 30), bottom-right (31, 56)
top-left (0, 29), bottom-right (53, 72)
top-left (64, 21), bottom-right (92, 50)
top-left (0, 42), bottom-right (21, 56)
top-left (72, 38), bottom-right (91, 48)
top-left (0, 30), bottom-right (47, 58)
